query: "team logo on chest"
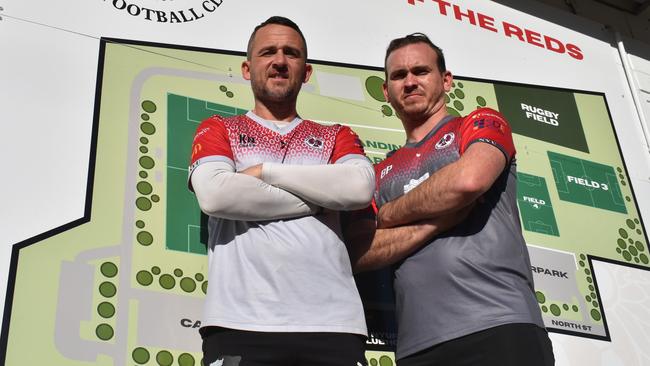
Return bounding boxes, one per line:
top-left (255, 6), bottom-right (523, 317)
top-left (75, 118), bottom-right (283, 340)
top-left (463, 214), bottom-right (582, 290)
top-left (304, 136), bottom-right (324, 150)
top-left (435, 132), bottom-right (455, 150)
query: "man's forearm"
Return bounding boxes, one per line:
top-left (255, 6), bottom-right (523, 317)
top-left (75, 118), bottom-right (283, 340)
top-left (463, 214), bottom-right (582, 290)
top-left (191, 161), bottom-right (318, 221)
top-left (352, 221), bottom-right (438, 272)
top-left (349, 204), bottom-right (474, 272)
top-left (378, 162), bottom-right (471, 228)
top-left (379, 143), bottom-right (505, 228)
top-left (261, 157), bottom-right (375, 210)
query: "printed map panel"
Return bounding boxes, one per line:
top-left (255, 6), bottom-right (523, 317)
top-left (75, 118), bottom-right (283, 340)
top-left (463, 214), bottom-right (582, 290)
top-left (1, 39), bottom-right (648, 366)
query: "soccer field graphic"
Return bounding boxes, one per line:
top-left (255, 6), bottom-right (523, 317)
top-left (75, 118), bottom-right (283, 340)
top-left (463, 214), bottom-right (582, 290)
top-left (166, 95), bottom-right (248, 255)
top-left (548, 151), bottom-right (627, 214)
top-left (1, 38), bottom-right (648, 366)
top-left (517, 173), bottom-right (559, 236)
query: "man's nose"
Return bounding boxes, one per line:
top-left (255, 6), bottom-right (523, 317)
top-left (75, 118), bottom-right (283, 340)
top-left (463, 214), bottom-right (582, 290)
top-left (404, 73), bottom-right (418, 90)
top-left (271, 51), bottom-right (288, 67)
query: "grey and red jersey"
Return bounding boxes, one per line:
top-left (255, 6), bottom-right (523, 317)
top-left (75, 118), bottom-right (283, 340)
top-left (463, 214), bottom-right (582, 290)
top-left (373, 108), bottom-right (544, 358)
top-left (189, 112), bottom-right (367, 335)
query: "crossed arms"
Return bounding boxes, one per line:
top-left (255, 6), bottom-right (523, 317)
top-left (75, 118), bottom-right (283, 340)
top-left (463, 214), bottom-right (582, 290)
top-left (191, 157), bottom-right (375, 221)
top-left (348, 142), bottom-right (508, 272)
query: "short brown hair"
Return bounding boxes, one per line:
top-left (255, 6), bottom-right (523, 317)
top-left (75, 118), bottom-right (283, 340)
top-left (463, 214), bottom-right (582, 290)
top-left (247, 16), bottom-right (308, 60)
top-left (384, 33), bottom-right (446, 77)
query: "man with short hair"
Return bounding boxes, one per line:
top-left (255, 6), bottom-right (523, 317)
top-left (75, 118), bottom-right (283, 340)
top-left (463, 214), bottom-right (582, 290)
top-left (189, 16), bottom-right (374, 366)
top-left (348, 33), bottom-right (554, 365)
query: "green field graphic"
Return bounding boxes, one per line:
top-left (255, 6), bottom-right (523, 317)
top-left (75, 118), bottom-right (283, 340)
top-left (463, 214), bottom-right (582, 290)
top-left (166, 94), bottom-right (247, 254)
top-left (548, 151), bottom-right (626, 214)
top-left (494, 84), bottom-right (588, 153)
top-left (517, 172), bottom-right (559, 236)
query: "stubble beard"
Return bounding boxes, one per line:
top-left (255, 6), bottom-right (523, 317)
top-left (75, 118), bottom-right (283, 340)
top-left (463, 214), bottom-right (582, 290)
top-left (253, 83), bottom-right (298, 105)
top-left (397, 94), bottom-right (448, 126)
top-left (395, 101), bottom-right (431, 125)
top-left (250, 71), bottom-right (302, 107)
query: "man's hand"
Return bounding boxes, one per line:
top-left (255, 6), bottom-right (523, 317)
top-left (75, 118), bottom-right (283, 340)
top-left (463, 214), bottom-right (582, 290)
top-left (429, 201), bottom-right (475, 232)
top-left (240, 164), bottom-right (263, 179)
top-left (348, 203), bottom-right (475, 273)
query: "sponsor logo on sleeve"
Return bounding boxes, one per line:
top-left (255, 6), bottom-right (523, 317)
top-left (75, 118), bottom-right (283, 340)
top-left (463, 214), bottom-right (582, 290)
top-left (473, 119), bottom-right (506, 134)
top-left (475, 137), bottom-right (500, 148)
top-left (193, 127), bottom-right (210, 142)
top-left (191, 143), bottom-right (203, 159)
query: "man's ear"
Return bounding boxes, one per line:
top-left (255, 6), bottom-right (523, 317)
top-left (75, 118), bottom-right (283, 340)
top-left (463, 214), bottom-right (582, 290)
top-left (442, 70), bottom-right (453, 92)
top-left (241, 60), bottom-right (251, 81)
top-left (382, 81), bottom-right (390, 103)
top-left (303, 63), bottom-right (313, 83)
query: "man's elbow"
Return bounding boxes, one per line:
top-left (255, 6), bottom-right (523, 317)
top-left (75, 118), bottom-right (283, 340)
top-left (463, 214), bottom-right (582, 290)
top-left (352, 258), bottom-right (384, 274)
top-left (195, 192), bottom-right (232, 218)
top-left (197, 202), bottom-right (223, 218)
top-left (456, 174), bottom-right (491, 202)
top-left (343, 164), bottom-right (375, 209)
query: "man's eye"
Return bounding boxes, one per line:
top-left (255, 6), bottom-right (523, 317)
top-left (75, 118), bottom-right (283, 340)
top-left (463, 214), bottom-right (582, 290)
top-left (283, 48), bottom-right (300, 58)
top-left (413, 68), bottom-right (429, 75)
top-left (259, 48), bottom-right (276, 56)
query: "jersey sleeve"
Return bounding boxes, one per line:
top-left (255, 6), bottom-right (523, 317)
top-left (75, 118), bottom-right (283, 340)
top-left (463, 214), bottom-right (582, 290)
top-left (371, 164), bottom-right (382, 214)
top-left (458, 108), bottom-right (515, 162)
top-left (188, 116), bottom-right (234, 190)
top-left (330, 125), bottom-right (366, 163)
top-left (189, 116), bottom-right (234, 169)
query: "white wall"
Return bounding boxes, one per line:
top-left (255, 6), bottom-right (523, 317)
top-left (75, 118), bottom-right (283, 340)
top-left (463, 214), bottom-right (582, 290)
top-left (531, 0), bottom-right (650, 45)
top-left (629, 51), bottom-right (650, 150)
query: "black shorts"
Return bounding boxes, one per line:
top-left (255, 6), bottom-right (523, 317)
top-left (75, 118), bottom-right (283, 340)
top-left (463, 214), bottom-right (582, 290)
top-left (398, 323), bottom-right (554, 366)
top-left (200, 326), bottom-right (368, 366)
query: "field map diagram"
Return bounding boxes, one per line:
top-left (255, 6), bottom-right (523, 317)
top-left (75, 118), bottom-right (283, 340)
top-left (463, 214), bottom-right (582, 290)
top-left (1, 38), bottom-right (648, 366)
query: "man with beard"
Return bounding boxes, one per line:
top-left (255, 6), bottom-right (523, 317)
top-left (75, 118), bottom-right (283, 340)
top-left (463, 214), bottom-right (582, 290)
top-left (347, 33), bottom-right (554, 365)
top-left (188, 16), bottom-right (374, 366)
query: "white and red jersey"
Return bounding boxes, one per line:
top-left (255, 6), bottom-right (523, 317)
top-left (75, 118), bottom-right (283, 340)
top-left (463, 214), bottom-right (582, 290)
top-left (189, 112), bottom-right (364, 175)
top-left (188, 112), bottom-right (368, 336)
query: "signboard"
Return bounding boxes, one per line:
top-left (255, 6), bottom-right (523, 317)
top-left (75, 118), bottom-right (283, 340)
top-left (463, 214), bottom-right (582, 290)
top-left (1, 37), bottom-right (648, 365)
